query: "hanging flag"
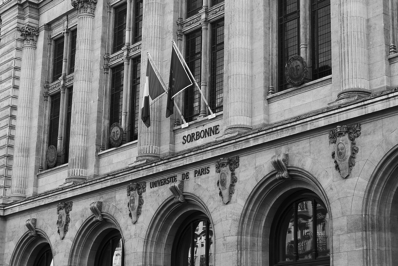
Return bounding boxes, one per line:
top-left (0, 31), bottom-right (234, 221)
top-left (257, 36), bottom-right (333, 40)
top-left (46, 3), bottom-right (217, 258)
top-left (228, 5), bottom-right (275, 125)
top-left (141, 58), bottom-right (165, 127)
top-left (166, 43), bottom-right (193, 118)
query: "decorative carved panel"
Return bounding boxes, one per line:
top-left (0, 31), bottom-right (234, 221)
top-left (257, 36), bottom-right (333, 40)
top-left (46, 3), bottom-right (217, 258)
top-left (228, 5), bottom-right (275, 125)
top-left (271, 153), bottom-right (290, 179)
top-left (56, 201), bottom-right (73, 240)
top-left (26, 218), bottom-right (37, 237)
top-left (127, 182), bottom-right (146, 224)
top-left (169, 180), bottom-right (185, 203)
top-left (216, 156), bottom-right (239, 204)
top-left (90, 201), bottom-right (103, 222)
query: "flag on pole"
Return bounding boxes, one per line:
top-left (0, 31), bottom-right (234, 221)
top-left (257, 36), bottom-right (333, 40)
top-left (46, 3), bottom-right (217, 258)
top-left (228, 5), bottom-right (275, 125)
top-left (166, 43), bottom-right (193, 118)
top-left (141, 58), bottom-right (165, 127)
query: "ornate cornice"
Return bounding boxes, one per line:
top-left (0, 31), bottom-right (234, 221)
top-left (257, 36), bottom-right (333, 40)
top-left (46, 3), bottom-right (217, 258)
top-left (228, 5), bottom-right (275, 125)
top-left (71, 0), bottom-right (97, 15)
top-left (17, 25), bottom-right (39, 47)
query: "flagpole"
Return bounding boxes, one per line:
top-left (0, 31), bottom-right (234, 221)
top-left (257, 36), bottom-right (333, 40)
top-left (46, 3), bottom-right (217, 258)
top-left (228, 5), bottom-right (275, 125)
top-left (147, 52), bottom-right (189, 128)
top-left (172, 41), bottom-right (216, 119)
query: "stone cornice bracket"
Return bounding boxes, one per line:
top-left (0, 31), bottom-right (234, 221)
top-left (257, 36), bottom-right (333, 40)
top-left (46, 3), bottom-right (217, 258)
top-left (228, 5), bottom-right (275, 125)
top-left (329, 123), bottom-right (361, 179)
top-left (25, 218), bottom-right (37, 237)
top-left (56, 201), bottom-right (73, 240)
top-left (216, 156), bottom-right (240, 204)
top-left (89, 201), bottom-right (103, 222)
top-left (271, 153), bottom-right (290, 180)
top-left (17, 24), bottom-right (39, 47)
top-left (127, 182), bottom-right (146, 224)
top-left (169, 180), bottom-right (185, 203)
top-left (71, 0), bottom-right (97, 15)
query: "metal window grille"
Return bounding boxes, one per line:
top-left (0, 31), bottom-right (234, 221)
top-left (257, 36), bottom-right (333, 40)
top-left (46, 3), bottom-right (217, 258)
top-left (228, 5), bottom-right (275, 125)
top-left (187, 0), bottom-right (203, 18)
top-left (110, 65), bottom-right (124, 128)
top-left (210, 19), bottom-right (224, 113)
top-left (52, 37), bottom-right (64, 82)
top-left (113, 4), bottom-right (127, 53)
top-left (184, 30), bottom-right (202, 122)
top-left (129, 57), bottom-right (140, 141)
top-left (134, 0), bottom-right (143, 43)
top-left (69, 29), bottom-right (77, 73)
top-left (49, 93), bottom-right (61, 148)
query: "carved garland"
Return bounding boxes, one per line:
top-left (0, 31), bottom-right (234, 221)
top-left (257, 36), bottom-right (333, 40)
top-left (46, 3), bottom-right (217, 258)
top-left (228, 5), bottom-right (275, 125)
top-left (329, 124), bottom-right (361, 179)
top-left (216, 156), bottom-right (239, 204)
top-left (127, 182), bottom-right (146, 224)
top-left (56, 201), bottom-right (73, 240)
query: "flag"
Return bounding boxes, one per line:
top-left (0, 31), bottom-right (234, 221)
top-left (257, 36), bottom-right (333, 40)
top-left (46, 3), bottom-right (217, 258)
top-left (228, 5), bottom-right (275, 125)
top-left (166, 43), bottom-right (193, 118)
top-left (141, 59), bottom-right (165, 127)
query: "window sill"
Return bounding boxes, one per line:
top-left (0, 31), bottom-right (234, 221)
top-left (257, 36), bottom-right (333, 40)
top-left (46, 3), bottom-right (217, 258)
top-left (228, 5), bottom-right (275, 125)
top-left (267, 75), bottom-right (332, 103)
top-left (37, 163), bottom-right (68, 178)
top-left (173, 111), bottom-right (223, 131)
top-left (98, 140), bottom-right (137, 157)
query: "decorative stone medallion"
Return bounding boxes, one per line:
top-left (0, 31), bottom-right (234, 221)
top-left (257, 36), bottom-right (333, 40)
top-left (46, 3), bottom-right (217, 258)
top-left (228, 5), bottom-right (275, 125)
top-left (169, 180), bottom-right (185, 203)
top-left (329, 124), bottom-right (361, 179)
top-left (127, 182), bottom-right (146, 224)
top-left (109, 123), bottom-right (123, 147)
top-left (47, 145), bottom-right (57, 168)
top-left (25, 218), bottom-right (37, 237)
top-left (215, 156), bottom-right (239, 204)
top-left (285, 55), bottom-right (308, 87)
top-left (271, 153), bottom-right (290, 179)
top-left (56, 201), bottom-right (73, 240)
top-left (90, 201), bottom-right (103, 222)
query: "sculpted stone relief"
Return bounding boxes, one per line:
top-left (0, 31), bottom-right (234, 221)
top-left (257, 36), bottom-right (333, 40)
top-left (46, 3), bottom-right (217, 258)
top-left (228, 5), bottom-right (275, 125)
top-left (216, 156), bottom-right (240, 204)
top-left (329, 124), bottom-right (361, 179)
top-left (127, 182), bottom-right (146, 224)
top-left (90, 201), bottom-right (103, 222)
top-left (56, 201), bottom-right (73, 240)
top-left (25, 218), bottom-right (37, 237)
top-left (271, 153), bottom-right (290, 180)
top-left (169, 180), bottom-right (185, 203)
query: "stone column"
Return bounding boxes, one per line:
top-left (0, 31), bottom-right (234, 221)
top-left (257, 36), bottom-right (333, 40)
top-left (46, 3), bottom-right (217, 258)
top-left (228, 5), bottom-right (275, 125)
top-left (338, 0), bottom-right (370, 99)
top-left (10, 25), bottom-right (39, 200)
top-left (67, 0), bottom-right (97, 182)
top-left (137, 0), bottom-right (163, 161)
top-left (224, 0), bottom-right (252, 134)
top-left (199, 3), bottom-right (209, 117)
top-left (300, 0), bottom-right (310, 72)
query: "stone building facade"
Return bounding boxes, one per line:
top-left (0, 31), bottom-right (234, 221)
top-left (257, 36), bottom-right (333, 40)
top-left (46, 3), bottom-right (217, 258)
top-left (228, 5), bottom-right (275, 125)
top-left (0, 0), bottom-right (398, 265)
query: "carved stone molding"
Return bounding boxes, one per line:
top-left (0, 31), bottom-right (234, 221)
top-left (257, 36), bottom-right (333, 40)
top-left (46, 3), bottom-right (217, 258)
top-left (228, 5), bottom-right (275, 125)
top-left (26, 218), bottom-right (37, 237)
top-left (17, 25), bottom-right (39, 47)
top-left (329, 124), bottom-right (361, 179)
top-left (127, 182), bottom-right (146, 224)
top-left (103, 53), bottom-right (110, 73)
top-left (216, 156), bottom-right (239, 204)
top-left (90, 201), bottom-right (103, 221)
top-left (271, 153), bottom-right (289, 179)
top-left (169, 180), bottom-right (185, 203)
top-left (56, 201), bottom-right (73, 240)
top-left (71, 0), bottom-right (97, 15)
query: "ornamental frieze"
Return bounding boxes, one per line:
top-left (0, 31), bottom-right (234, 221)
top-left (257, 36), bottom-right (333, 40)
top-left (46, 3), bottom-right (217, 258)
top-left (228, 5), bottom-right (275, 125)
top-left (182, 14), bottom-right (201, 32)
top-left (329, 124), bottom-right (361, 179)
top-left (216, 156), bottom-right (239, 204)
top-left (56, 201), bottom-right (73, 240)
top-left (127, 182), bottom-right (146, 224)
top-left (109, 51), bottom-right (124, 66)
top-left (128, 42), bottom-right (141, 58)
top-left (208, 3), bottom-right (224, 20)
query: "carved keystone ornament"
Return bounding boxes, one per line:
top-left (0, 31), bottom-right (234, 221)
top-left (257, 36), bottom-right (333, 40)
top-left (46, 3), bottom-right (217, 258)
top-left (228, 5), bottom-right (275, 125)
top-left (216, 156), bottom-right (239, 204)
top-left (127, 182), bottom-right (146, 224)
top-left (26, 218), bottom-right (37, 237)
top-left (169, 180), bottom-right (185, 203)
top-left (90, 201), bottom-right (103, 222)
top-left (56, 201), bottom-right (73, 240)
top-left (329, 124), bottom-right (361, 179)
top-left (271, 153), bottom-right (290, 179)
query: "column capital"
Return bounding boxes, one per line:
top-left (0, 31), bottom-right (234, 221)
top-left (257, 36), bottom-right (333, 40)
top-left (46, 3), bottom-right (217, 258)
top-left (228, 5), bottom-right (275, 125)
top-left (18, 25), bottom-right (39, 48)
top-left (71, 0), bottom-right (97, 16)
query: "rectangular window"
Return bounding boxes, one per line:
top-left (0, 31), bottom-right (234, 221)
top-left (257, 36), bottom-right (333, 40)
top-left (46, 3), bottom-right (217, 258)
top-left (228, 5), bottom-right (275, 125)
top-left (210, 19), bottom-right (224, 113)
top-left (69, 29), bottom-right (77, 74)
top-left (129, 57), bottom-right (140, 141)
top-left (184, 29), bottom-right (202, 122)
top-left (187, 0), bottom-right (203, 18)
top-left (110, 65), bottom-right (124, 128)
top-left (53, 37), bottom-right (65, 82)
top-left (113, 4), bottom-right (127, 53)
top-left (49, 93), bottom-right (61, 148)
top-left (64, 88), bottom-right (73, 163)
top-left (211, 0), bottom-right (223, 6)
top-left (134, 0), bottom-right (143, 43)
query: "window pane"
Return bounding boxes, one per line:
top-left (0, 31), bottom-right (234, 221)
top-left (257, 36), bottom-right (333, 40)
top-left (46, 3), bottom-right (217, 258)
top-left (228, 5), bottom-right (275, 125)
top-left (64, 88), bottom-right (73, 163)
top-left (134, 0), bottom-right (143, 43)
top-left (129, 57), bottom-right (140, 141)
top-left (113, 4), bottom-right (127, 52)
top-left (53, 37), bottom-right (64, 82)
top-left (282, 206), bottom-right (295, 261)
top-left (110, 65), bottom-right (124, 127)
top-left (96, 235), bottom-right (122, 266)
top-left (49, 93), bottom-right (61, 149)
top-left (210, 20), bottom-right (224, 113)
top-left (34, 246), bottom-right (53, 266)
top-left (187, 0), bottom-right (203, 18)
top-left (316, 203), bottom-right (330, 258)
top-left (297, 200), bottom-right (314, 260)
top-left (69, 29), bottom-right (77, 73)
top-left (211, 0), bottom-right (223, 6)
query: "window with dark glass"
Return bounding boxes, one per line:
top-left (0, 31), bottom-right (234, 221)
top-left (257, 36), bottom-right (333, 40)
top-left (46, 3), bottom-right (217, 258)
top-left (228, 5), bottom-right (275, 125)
top-left (64, 88), bottom-right (73, 163)
top-left (271, 191), bottom-right (330, 266)
top-left (211, 0), bottom-right (223, 6)
top-left (172, 213), bottom-right (213, 266)
top-left (69, 29), bottom-right (77, 73)
top-left (95, 231), bottom-right (123, 266)
top-left (210, 19), bottom-right (224, 113)
top-left (113, 4), bottom-right (127, 53)
top-left (187, 0), bottom-right (203, 18)
top-left (134, 0), bottom-right (143, 43)
top-left (33, 245), bottom-right (53, 266)
top-left (110, 65), bottom-right (124, 129)
top-left (49, 93), bottom-right (61, 149)
top-left (129, 57), bottom-right (140, 141)
top-left (184, 29), bottom-right (202, 122)
top-left (53, 37), bottom-right (64, 82)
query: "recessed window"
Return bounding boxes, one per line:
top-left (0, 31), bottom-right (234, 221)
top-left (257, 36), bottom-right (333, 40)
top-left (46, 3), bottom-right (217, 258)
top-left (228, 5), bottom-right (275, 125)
top-left (33, 245), bottom-right (53, 266)
top-left (129, 57), bottom-right (141, 141)
top-left (134, 0), bottom-right (143, 43)
top-left (52, 37), bottom-right (64, 82)
top-left (110, 65), bottom-right (124, 129)
top-left (113, 4), bottom-right (127, 53)
top-left (210, 19), bottom-right (224, 113)
top-left (187, 0), bottom-right (203, 18)
top-left (95, 231), bottom-right (124, 266)
top-left (69, 29), bottom-right (77, 74)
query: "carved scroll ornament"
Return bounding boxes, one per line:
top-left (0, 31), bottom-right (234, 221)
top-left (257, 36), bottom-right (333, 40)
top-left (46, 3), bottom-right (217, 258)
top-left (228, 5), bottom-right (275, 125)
top-left (17, 24), bottom-right (39, 47)
top-left (216, 156), bottom-right (239, 204)
top-left (26, 218), bottom-right (37, 237)
top-left (271, 153), bottom-right (289, 179)
top-left (90, 201), bottom-right (103, 222)
top-left (127, 182), bottom-right (146, 224)
top-left (56, 201), bottom-right (73, 240)
top-left (329, 124), bottom-right (361, 179)
top-left (169, 180), bottom-right (185, 203)
top-left (71, 0), bottom-right (97, 15)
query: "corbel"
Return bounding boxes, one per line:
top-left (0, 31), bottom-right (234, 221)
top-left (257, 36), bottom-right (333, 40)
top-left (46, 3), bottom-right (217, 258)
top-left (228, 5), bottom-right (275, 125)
top-left (169, 180), bottom-right (185, 203)
top-left (26, 218), bottom-right (37, 237)
top-left (90, 201), bottom-right (103, 222)
top-left (271, 153), bottom-right (289, 179)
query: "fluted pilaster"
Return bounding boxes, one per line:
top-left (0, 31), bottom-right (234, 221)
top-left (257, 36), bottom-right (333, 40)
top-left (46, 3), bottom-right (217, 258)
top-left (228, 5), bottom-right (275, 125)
top-left (11, 25), bottom-right (39, 200)
top-left (137, 0), bottom-right (163, 161)
top-left (338, 0), bottom-right (370, 99)
top-left (67, 0), bottom-right (96, 181)
top-left (224, 0), bottom-right (252, 134)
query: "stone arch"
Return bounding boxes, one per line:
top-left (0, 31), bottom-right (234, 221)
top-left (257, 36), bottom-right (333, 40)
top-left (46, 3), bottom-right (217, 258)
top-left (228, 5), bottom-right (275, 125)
top-left (238, 167), bottom-right (332, 266)
top-left (143, 193), bottom-right (215, 266)
top-left (363, 144), bottom-right (398, 266)
top-left (68, 212), bottom-right (125, 266)
top-left (9, 229), bottom-right (53, 266)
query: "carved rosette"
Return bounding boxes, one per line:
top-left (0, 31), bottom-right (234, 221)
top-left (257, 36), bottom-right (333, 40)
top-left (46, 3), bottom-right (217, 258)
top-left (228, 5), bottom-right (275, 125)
top-left (329, 124), bottom-right (361, 179)
top-left (90, 201), bottom-right (103, 222)
top-left (17, 25), bottom-right (39, 48)
top-left (169, 180), bottom-right (185, 203)
top-left (56, 201), bottom-right (73, 240)
top-left (216, 156), bottom-right (239, 204)
top-left (26, 218), bottom-right (37, 237)
top-left (271, 153), bottom-right (290, 179)
top-left (71, 0), bottom-right (97, 15)
top-left (127, 182), bottom-right (146, 224)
